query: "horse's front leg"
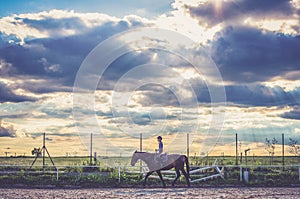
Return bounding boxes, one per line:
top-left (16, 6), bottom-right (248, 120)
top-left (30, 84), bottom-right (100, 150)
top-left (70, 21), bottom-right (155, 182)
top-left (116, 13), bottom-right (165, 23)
top-left (143, 171), bottom-right (154, 187)
top-left (156, 170), bottom-right (166, 188)
top-left (181, 168), bottom-right (190, 187)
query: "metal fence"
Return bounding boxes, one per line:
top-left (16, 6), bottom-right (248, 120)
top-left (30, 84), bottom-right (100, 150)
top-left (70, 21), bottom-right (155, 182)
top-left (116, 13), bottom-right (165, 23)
top-left (1, 162), bottom-right (300, 185)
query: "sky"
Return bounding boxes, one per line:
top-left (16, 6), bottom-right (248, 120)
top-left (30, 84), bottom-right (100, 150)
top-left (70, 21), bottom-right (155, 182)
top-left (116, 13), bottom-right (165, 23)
top-left (0, 0), bottom-right (300, 158)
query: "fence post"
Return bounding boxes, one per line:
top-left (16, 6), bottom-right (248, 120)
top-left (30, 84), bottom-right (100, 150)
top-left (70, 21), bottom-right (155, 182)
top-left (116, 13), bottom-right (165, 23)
top-left (244, 170), bottom-right (249, 183)
top-left (240, 166), bottom-right (243, 182)
top-left (56, 168), bottom-right (59, 181)
top-left (118, 165), bottom-right (121, 183)
top-left (298, 167), bottom-right (300, 182)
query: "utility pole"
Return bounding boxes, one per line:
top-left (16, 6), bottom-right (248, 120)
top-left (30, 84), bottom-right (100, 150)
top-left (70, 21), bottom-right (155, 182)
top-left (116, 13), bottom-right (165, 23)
top-left (140, 133), bottom-right (142, 174)
top-left (187, 133), bottom-right (189, 158)
top-left (140, 133), bottom-right (142, 152)
top-left (282, 133), bottom-right (285, 170)
top-left (90, 133), bottom-right (93, 166)
top-left (30, 133), bottom-right (55, 169)
top-left (235, 133), bottom-right (238, 165)
top-left (43, 133), bottom-right (45, 167)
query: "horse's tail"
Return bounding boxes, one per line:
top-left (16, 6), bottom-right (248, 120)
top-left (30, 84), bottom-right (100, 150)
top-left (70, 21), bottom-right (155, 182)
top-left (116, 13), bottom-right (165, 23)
top-left (185, 155), bottom-right (190, 178)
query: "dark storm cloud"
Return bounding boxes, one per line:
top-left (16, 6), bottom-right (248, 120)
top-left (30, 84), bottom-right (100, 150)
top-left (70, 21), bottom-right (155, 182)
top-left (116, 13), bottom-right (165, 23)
top-left (136, 84), bottom-right (180, 107)
top-left (23, 82), bottom-right (73, 94)
top-left (0, 128), bottom-right (15, 137)
top-left (186, 0), bottom-right (296, 27)
top-left (211, 26), bottom-right (300, 83)
top-left (97, 49), bottom-right (199, 92)
top-left (193, 81), bottom-right (300, 107)
top-left (1, 8), bottom-right (299, 110)
top-left (0, 82), bottom-right (36, 103)
top-left (0, 32), bottom-right (21, 49)
top-left (281, 106), bottom-right (300, 120)
top-left (0, 120), bottom-right (16, 137)
top-left (0, 113), bottom-right (29, 119)
top-left (225, 84), bottom-right (300, 106)
top-left (0, 15), bottom-right (146, 94)
top-left (138, 79), bottom-right (300, 107)
top-left (1, 28), bottom-right (117, 86)
top-left (97, 51), bottom-right (153, 90)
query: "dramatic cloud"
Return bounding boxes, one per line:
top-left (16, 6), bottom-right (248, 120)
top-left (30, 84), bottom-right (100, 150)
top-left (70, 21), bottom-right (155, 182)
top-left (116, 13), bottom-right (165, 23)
top-left (0, 82), bottom-right (36, 103)
top-left (0, 120), bottom-right (16, 137)
top-left (0, 10), bottom-right (125, 44)
top-left (225, 84), bottom-right (300, 106)
top-left (0, 1), bottom-right (300, 155)
top-left (211, 26), bottom-right (300, 83)
top-left (0, 10), bottom-right (151, 94)
top-left (136, 84), bottom-right (181, 107)
top-left (281, 106), bottom-right (300, 120)
top-left (186, 0), bottom-right (298, 28)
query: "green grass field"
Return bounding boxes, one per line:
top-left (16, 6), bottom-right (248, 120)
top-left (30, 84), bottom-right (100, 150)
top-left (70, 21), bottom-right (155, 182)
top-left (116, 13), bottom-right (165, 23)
top-left (0, 156), bottom-right (130, 166)
top-left (0, 155), bottom-right (299, 168)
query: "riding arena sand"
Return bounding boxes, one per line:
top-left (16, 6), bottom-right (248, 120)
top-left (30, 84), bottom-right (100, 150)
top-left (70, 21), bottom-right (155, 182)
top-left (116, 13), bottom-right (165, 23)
top-left (1, 187), bottom-right (300, 199)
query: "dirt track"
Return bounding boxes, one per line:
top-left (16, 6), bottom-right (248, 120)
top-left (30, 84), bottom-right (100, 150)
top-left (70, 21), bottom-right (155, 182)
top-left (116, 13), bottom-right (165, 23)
top-left (1, 187), bottom-right (300, 199)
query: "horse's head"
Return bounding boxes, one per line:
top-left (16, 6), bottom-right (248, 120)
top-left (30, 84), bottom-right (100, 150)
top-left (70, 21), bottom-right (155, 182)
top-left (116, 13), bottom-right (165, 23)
top-left (131, 150), bottom-right (139, 166)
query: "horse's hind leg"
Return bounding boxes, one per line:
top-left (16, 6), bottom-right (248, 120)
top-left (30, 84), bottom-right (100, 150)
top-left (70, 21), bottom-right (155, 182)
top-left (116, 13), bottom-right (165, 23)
top-left (172, 168), bottom-right (181, 186)
top-left (143, 171), bottom-right (154, 187)
top-left (156, 171), bottom-right (166, 188)
top-left (181, 169), bottom-right (190, 187)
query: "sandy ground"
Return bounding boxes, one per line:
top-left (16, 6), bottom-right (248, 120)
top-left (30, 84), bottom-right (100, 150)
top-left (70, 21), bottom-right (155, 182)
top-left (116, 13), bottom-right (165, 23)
top-left (0, 187), bottom-right (300, 199)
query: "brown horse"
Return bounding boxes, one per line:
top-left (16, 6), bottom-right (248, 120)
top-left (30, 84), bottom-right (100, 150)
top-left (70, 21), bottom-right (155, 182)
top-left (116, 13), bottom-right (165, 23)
top-left (131, 151), bottom-right (190, 187)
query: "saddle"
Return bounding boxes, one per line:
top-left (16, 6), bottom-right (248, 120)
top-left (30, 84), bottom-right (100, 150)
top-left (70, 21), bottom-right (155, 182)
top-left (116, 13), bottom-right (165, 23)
top-left (155, 153), bottom-right (168, 163)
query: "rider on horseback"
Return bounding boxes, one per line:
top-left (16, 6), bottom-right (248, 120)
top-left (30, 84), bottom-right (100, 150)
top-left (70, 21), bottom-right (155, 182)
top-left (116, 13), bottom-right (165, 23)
top-left (155, 136), bottom-right (164, 166)
top-left (157, 136), bottom-right (163, 154)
